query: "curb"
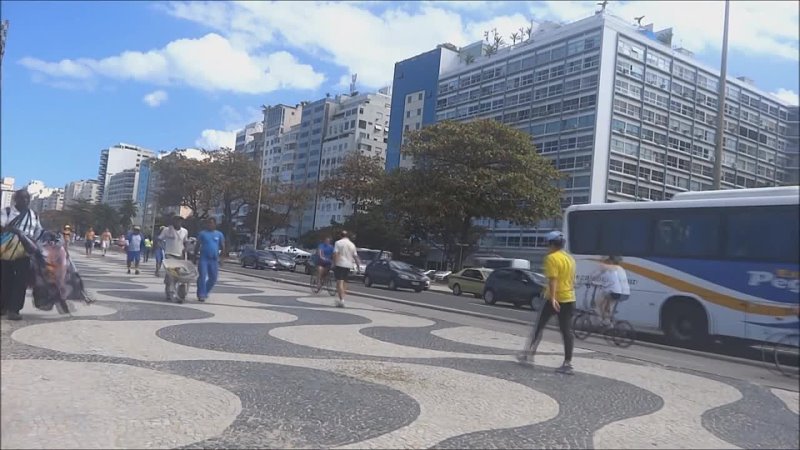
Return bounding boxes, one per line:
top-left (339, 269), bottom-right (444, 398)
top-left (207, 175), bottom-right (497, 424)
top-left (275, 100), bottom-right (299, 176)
top-left (220, 267), bottom-right (769, 370)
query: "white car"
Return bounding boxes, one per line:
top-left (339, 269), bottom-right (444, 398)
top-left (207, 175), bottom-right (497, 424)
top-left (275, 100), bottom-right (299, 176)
top-left (433, 270), bottom-right (452, 282)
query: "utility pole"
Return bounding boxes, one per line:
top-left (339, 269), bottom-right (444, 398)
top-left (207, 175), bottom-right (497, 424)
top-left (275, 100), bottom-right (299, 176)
top-left (253, 106), bottom-right (269, 248)
top-left (712, 0), bottom-right (731, 190)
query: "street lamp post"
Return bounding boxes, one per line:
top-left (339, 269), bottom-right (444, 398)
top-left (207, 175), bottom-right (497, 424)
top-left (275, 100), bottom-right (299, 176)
top-left (456, 243), bottom-right (470, 271)
top-left (712, 0), bottom-right (731, 189)
top-left (253, 106), bottom-right (269, 249)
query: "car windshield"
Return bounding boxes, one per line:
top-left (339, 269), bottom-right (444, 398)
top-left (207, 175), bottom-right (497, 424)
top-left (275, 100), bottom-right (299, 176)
top-left (358, 250), bottom-right (380, 262)
top-left (276, 253), bottom-right (293, 261)
top-left (390, 261), bottom-right (413, 271)
top-left (257, 251), bottom-right (274, 258)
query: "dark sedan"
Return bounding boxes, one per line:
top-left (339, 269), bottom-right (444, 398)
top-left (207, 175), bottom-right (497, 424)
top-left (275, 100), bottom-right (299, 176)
top-left (363, 260), bottom-right (427, 293)
top-left (482, 268), bottom-right (545, 309)
top-left (271, 251), bottom-right (297, 272)
top-left (239, 246), bottom-right (278, 270)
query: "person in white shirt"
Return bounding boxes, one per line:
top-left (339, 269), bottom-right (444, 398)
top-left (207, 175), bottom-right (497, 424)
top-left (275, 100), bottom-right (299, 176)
top-left (157, 216), bottom-right (189, 297)
top-left (1, 189), bottom-right (43, 320)
top-left (594, 255), bottom-right (631, 325)
top-left (332, 230), bottom-right (361, 308)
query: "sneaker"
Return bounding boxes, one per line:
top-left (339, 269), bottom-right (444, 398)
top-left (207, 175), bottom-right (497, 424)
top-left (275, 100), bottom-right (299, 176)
top-left (515, 352), bottom-right (532, 365)
top-left (335, 299), bottom-right (345, 308)
top-left (7, 312), bottom-right (22, 321)
top-left (555, 363), bottom-right (574, 375)
top-left (197, 297), bottom-right (206, 303)
top-left (135, 269), bottom-right (140, 275)
top-left (127, 269), bottom-right (131, 274)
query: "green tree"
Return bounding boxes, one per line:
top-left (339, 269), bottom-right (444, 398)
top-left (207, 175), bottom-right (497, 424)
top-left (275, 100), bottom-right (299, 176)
top-left (318, 152), bottom-right (386, 229)
top-left (386, 119), bottom-right (562, 268)
top-left (152, 152), bottom-right (215, 229)
top-left (91, 203), bottom-right (121, 235)
top-left (245, 183), bottom-right (313, 239)
top-left (63, 199), bottom-right (94, 235)
top-left (118, 199), bottom-right (138, 230)
top-left (39, 209), bottom-right (72, 231)
top-left (207, 150), bottom-right (260, 247)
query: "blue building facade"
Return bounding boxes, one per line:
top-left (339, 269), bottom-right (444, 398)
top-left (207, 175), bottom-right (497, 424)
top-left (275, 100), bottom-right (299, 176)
top-left (386, 46), bottom-right (458, 170)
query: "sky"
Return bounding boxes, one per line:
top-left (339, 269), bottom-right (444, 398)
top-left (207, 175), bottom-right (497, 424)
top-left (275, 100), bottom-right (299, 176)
top-left (1, 0), bottom-right (798, 190)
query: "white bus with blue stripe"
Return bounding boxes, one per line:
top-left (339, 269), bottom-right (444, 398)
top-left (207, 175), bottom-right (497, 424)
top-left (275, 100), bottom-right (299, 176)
top-left (564, 186), bottom-right (799, 346)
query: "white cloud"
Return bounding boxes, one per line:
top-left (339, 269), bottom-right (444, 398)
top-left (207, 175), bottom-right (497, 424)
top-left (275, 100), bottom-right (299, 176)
top-left (161, 1), bottom-right (539, 88)
top-left (19, 33), bottom-right (325, 94)
top-left (195, 129), bottom-right (236, 150)
top-left (142, 90), bottom-right (168, 107)
top-left (528, 1), bottom-right (799, 61)
top-left (771, 88), bottom-right (799, 105)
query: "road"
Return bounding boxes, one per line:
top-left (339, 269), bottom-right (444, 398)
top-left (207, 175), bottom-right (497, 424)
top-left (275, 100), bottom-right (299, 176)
top-left (221, 263), bottom-right (789, 370)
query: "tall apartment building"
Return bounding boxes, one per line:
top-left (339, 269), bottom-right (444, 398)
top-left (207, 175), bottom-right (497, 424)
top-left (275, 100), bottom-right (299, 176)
top-left (235, 121), bottom-right (265, 161)
top-left (787, 106), bottom-right (800, 185)
top-left (389, 12), bottom-right (798, 260)
top-left (64, 179), bottom-right (101, 205)
top-left (260, 92), bottom-right (390, 240)
top-left (104, 169), bottom-right (138, 210)
top-left (97, 143), bottom-right (155, 202)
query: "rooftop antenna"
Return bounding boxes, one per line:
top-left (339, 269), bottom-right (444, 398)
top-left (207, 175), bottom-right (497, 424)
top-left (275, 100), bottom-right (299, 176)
top-left (597, 1), bottom-right (609, 13)
top-left (634, 15), bottom-right (645, 27)
top-left (349, 74), bottom-right (357, 95)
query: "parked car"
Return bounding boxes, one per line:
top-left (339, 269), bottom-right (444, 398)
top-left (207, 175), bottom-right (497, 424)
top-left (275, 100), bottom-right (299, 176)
top-left (432, 270), bottom-right (452, 282)
top-left (239, 246), bottom-right (278, 270)
top-left (364, 260), bottom-right (427, 293)
top-left (271, 251), bottom-right (297, 272)
top-left (482, 268), bottom-right (545, 309)
top-left (448, 268), bottom-right (494, 297)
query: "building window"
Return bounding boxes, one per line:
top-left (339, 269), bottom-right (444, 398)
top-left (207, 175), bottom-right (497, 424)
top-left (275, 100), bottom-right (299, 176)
top-left (417, 108), bottom-right (421, 116)
top-left (418, 92), bottom-right (423, 101)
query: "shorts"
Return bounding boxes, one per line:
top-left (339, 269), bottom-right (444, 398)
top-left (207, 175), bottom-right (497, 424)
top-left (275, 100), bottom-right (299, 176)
top-left (127, 251), bottom-right (141, 264)
top-left (85, 241), bottom-right (93, 248)
top-left (333, 266), bottom-right (351, 281)
top-left (317, 259), bottom-right (332, 268)
top-left (101, 241), bottom-right (110, 249)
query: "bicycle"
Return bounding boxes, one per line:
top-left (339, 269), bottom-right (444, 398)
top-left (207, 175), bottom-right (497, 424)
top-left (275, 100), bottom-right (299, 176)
top-left (309, 269), bottom-right (336, 296)
top-left (572, 282), bottom-right (636, 348)
top-left (761, 332), bottom-right (800, 378)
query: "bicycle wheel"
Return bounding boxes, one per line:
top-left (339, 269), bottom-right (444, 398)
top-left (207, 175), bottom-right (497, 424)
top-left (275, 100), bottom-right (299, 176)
top-left (309, 275), bottom-right (321, 294)
top-left (773, 333), bottom-right (800, 378)
top-left (573, 313), bottom-right (593, 340)
top-left (324, 276), bottom-right (336, 296)
top-left (611, 320), bottom-right (635, 348)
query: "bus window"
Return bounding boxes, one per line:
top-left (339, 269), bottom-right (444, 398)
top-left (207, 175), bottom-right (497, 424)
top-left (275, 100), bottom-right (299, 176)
top-left (725, 206), bottom-right (799, 263)
top-left (569, 210), bottom-right (650, 256)
top-left (653, 211), bottom-right (720, 258)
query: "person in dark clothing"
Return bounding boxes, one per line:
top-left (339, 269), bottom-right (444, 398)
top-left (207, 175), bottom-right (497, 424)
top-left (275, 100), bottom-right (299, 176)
top-left (1, 189), bottom-right (43, 320)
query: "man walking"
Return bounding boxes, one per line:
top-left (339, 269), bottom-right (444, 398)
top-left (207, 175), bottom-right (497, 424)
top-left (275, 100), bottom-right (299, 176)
top-left (517, 231), bottom-right (577, 375)
top-left (195, 218), bottom-right (224, 302)
top-left (100, 228), bottom-right (112, 256)
top-left (1, 189), bottom-right (43, 320)
top-left (125, 226), bottom-right (144, 275)
top-left (158, 216), bottom-right (188, 298)
top-left (84, 227), bottom-right (95, 256)
top-left (332, 230), bottom-right (361, 308)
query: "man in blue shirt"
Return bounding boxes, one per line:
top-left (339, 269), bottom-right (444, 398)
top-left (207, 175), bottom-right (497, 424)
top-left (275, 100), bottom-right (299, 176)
top-left (194, 218), bottom-right (225, 302)
top-left (125, 226), bottom-right (144, 275)
top-left (314, 236), bottom-right (334, 293)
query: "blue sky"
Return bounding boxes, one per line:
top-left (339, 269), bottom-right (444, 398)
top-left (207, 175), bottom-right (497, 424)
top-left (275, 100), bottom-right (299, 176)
top-left (1, 1), bottom-right (798, 190)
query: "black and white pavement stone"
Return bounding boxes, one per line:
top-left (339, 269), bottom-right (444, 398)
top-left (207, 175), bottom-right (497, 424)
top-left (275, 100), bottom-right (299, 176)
top-left (1, 253), bottom-right (797, 449)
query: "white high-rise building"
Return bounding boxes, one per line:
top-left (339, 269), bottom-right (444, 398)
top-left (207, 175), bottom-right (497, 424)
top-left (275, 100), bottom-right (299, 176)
top-left (97, 143), bottom-right (156, 202)
top-left (0, 177), bottom-right (14, 210)
top-left (64, 179), bottom-right (101, 205)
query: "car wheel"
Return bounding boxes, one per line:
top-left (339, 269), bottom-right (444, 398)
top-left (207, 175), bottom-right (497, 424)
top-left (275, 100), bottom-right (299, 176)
top-left (364, 276), bottom-right (373, 287)
top-left (452, 284), bottom-right (462, 296)
top-left (388, 279), bottom-right (398, 291)
top-left (484, 289), bottom-right (496, 305)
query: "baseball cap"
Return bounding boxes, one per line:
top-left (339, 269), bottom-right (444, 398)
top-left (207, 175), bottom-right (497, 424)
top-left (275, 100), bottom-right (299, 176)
top-left (546, 230), bottom-right (564, 242)
top-left (133, 225), bottom-right (141, 230)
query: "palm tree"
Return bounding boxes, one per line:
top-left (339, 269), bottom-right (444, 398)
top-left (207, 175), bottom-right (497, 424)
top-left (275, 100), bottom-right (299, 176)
top-left (510, 32), bottom-right (520, 45)
top-left (525, 25), bottom-right (534, 41)
top-left (92, 203), bottom-right (121, 235)
top-left (464, 54), bottom-right (476, 64)
top-left (64, 199), bottom-right (93, 235)
top-left (118, 199), bottom-right (138, 230)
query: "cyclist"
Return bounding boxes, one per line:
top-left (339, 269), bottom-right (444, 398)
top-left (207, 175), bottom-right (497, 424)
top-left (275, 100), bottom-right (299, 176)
top-left (594, 255), bottom-right (630, 326)
top-left (315, 236), bottom-right (334, 293)
top-left (517, 230), bottom-right (576, 375)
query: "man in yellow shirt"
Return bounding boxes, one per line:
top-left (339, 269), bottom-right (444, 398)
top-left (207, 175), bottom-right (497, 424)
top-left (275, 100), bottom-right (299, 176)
top-left (517, 230), bottom-right (576, 374)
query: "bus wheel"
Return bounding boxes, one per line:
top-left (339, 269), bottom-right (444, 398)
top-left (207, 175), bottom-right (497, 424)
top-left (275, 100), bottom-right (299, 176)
top-left (662, 299), bottom-right (708, 346)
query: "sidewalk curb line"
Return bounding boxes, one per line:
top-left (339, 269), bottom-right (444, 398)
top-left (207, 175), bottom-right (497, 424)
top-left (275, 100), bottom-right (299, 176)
top-left (220, 268), bottom-right (768, 370)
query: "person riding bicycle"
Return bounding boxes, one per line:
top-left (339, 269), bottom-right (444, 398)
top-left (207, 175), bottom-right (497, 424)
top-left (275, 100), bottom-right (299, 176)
top-left (593, 255), bottom-right (630, 325)
top-left (315, 236), bottom-right (334, 293)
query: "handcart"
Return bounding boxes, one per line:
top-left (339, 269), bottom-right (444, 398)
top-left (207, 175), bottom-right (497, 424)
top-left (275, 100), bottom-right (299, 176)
top-left (163, 256), bottom-right (197, 303)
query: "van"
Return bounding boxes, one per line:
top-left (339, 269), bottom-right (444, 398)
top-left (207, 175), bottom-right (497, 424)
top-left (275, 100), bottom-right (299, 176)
top-left (477, 258), bottom-right (531, 270)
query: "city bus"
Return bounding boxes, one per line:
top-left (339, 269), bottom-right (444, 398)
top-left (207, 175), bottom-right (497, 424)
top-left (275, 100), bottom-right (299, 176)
top-left (563, 186), bottom-right (799, 346)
